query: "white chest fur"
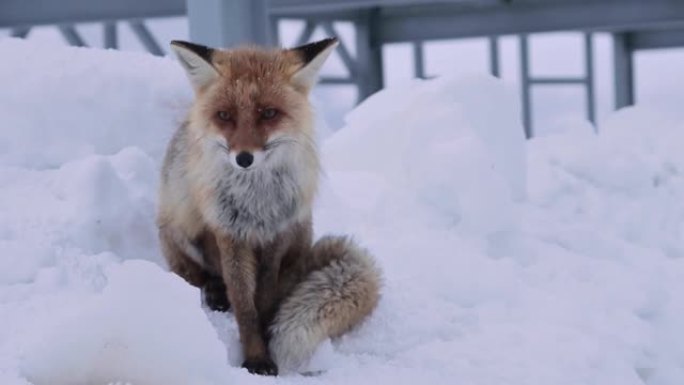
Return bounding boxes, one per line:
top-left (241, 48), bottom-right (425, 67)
top-left (193, 141), bottom-right (314, 244)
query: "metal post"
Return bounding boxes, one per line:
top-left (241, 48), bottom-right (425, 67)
top-left (355, 9), bottom-right (384, 102)
top-left (186, 0), bottom-right (270, 48)
top-left (584, 33), bottom-right (596, 127)
top-left (489, 36), bottom-right (500, 77)
top-left (59, 25), bottom-right (87, 47)
top-left (519, 34), bottom-right (533, 138)
top-left (321, 21), bottom-right (358, 80)
top-left (295, 21), bottom-right (316, 46)
top-left (614, 32), bottom-right (635, 109)
top-left (413, 41), bottom-right (425, 79)
top-left (103, 22), bottom-right (117, 49)
top-left (129, 20), bottom-right (164, 56)
top-left (269, 17), bottom-right (280, 46)
top-left (10, 27), bottom-right (31, 38)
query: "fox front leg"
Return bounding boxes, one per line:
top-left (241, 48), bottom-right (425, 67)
top-left (159, 226), bottom-right (209, 288)
top-left (202, 275), bottom-right (231, 312)
top-left (255, 221), bottom-right (313, 330)
top-left (216, 234), bottom-right (278, 376)
top-left (255, 238), bottom-right (290, 333)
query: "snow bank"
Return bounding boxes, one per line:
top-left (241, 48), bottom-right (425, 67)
top-left (1, 39), bottom-right (683, 385)
top-left (322, 76), bottom-right (526, 242)
top-left (0, 38), bottom-right (191, 168)
top-left (21, 261), bottom-right (228, 385)
top-left (0, 147), bottom-right (162, 285)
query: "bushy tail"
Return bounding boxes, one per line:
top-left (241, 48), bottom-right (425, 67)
top-left (268, 236), bottom-right (381, 372)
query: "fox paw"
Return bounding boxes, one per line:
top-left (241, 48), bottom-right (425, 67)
top-left (202, 277), bottom-right (230, 312)
top-left (242, 357), bottom-right (278, 376)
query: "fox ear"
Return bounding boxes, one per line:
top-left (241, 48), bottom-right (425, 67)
top-left (170, 40), bottom-right (220, 91)
top-left (290, 37), bottom-right (339, 91)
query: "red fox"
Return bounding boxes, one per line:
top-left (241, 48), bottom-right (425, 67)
top-left (157, 37), bottom-right (381, 376)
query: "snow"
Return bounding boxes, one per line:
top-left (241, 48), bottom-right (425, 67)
top-left (1, 38), bottom-right (683, 384)
top-left (21, 261), bottom-right (228, 385)
top-left (0, 39), bottom-right (190, 169)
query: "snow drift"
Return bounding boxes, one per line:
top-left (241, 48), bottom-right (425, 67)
top-left (1, 38), bottom-right (683, 385)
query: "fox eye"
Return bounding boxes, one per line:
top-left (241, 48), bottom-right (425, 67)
top-left (260, 108), bottom-right (279, 121)
top-left (217, 111), bottom-right (232, 122)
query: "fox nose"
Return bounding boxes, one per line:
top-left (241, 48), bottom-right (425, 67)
top-left (235, 151), bottom-right (254, 168)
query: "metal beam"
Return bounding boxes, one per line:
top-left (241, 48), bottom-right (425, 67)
top-left (413, 41), bottom-right (426, 79)
top-left (129, 20), bottom-right (164, 56)
top-left (529, 78), bottom-right (587, 85)
top-left (320, 21), bottom-right (359, 78)
top-left (488, 36), bottom-right (500, 77)
top-left (295, 21), bottom-right (317, 46)
top-left (103, 22), bottom-right (117, 49)
top-left (187, 0), bottom-right (270, 48)
top-left (0, 0), bottom-right (185, 28)
top-left (630, 28), bottom-right (684, 50)
top-left (320, 76), bottom-right (357, 84)
top-left (59, 25), bottom-right (87, 47)
top-left (584, 33), bottom-right (596, 126)
top-left (614, 32), bottom-right (635, 109)
top-left (9, 27), bottom-right (30, 38)
top-left (378, 1), bottom-right (684, 43)
top-left (269, 16), bottom-right (280, 45)
top-left (520, 34), bottom-right (533, 139)
top-left (270, 0), bottom-right (501, 15)
top-left (355, 9), bottom-right (384, 101)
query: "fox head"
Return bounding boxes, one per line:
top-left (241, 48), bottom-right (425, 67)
top-left (171, 38), bottom-right (337, 170)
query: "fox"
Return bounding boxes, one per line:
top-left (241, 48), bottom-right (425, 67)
top-left (156, 37), bottom-right (381, 376)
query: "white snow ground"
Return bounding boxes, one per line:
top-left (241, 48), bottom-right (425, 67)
top-left (1, 38), bottom-right (683, 385)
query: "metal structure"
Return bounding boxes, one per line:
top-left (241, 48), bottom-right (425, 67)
top-left (2, 0), bottom-right (684, 137)
top-left (1, 0), bottom-right (185, 54)
top-left (519, 33), bottom-right (595, 137)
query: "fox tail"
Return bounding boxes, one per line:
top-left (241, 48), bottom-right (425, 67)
top-left (268, 236), bottom-right (381, 372)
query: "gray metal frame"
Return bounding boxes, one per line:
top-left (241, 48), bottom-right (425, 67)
top-left (2, 0), bottom-right (684, 136)
top-left (1, 0), bottom-right (184, 54)
top-left (266, 0), bottom-right (684, 136)
top-left (519, 33), bottom-right (595, 138)
top-left (269, 0), bottom-right (684, 38)
top-left (7, 20), bottom-right (167, 55)
top-left (0, 0), bottom-right (184, 26)
top-left (187, 0), bottom-right (270, 48)
top-left (614, 32), bottom-right (636, 109)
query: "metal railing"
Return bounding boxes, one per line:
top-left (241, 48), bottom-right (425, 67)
top-left (2, 0), bottom-right (684, 137)
top-left (6, 20), bottom-right (166, 55)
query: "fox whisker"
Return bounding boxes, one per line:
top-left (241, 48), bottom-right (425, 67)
top-left (215, 141), bottom-right (231, 153)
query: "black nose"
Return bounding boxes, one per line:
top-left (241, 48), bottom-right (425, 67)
top-left (235, 152), bottom-right (254, 168)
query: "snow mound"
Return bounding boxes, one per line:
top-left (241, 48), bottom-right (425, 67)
top-left (20, 260), bottom-right (228, 385)
top-left (0, 147), bottom-right (161, 285)
top-left (0, 38), bottom-right (191, 168)
top-left (323, 76), bottom-right (525, 237)
top-left (330, 75), bottom-right (526, 199)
